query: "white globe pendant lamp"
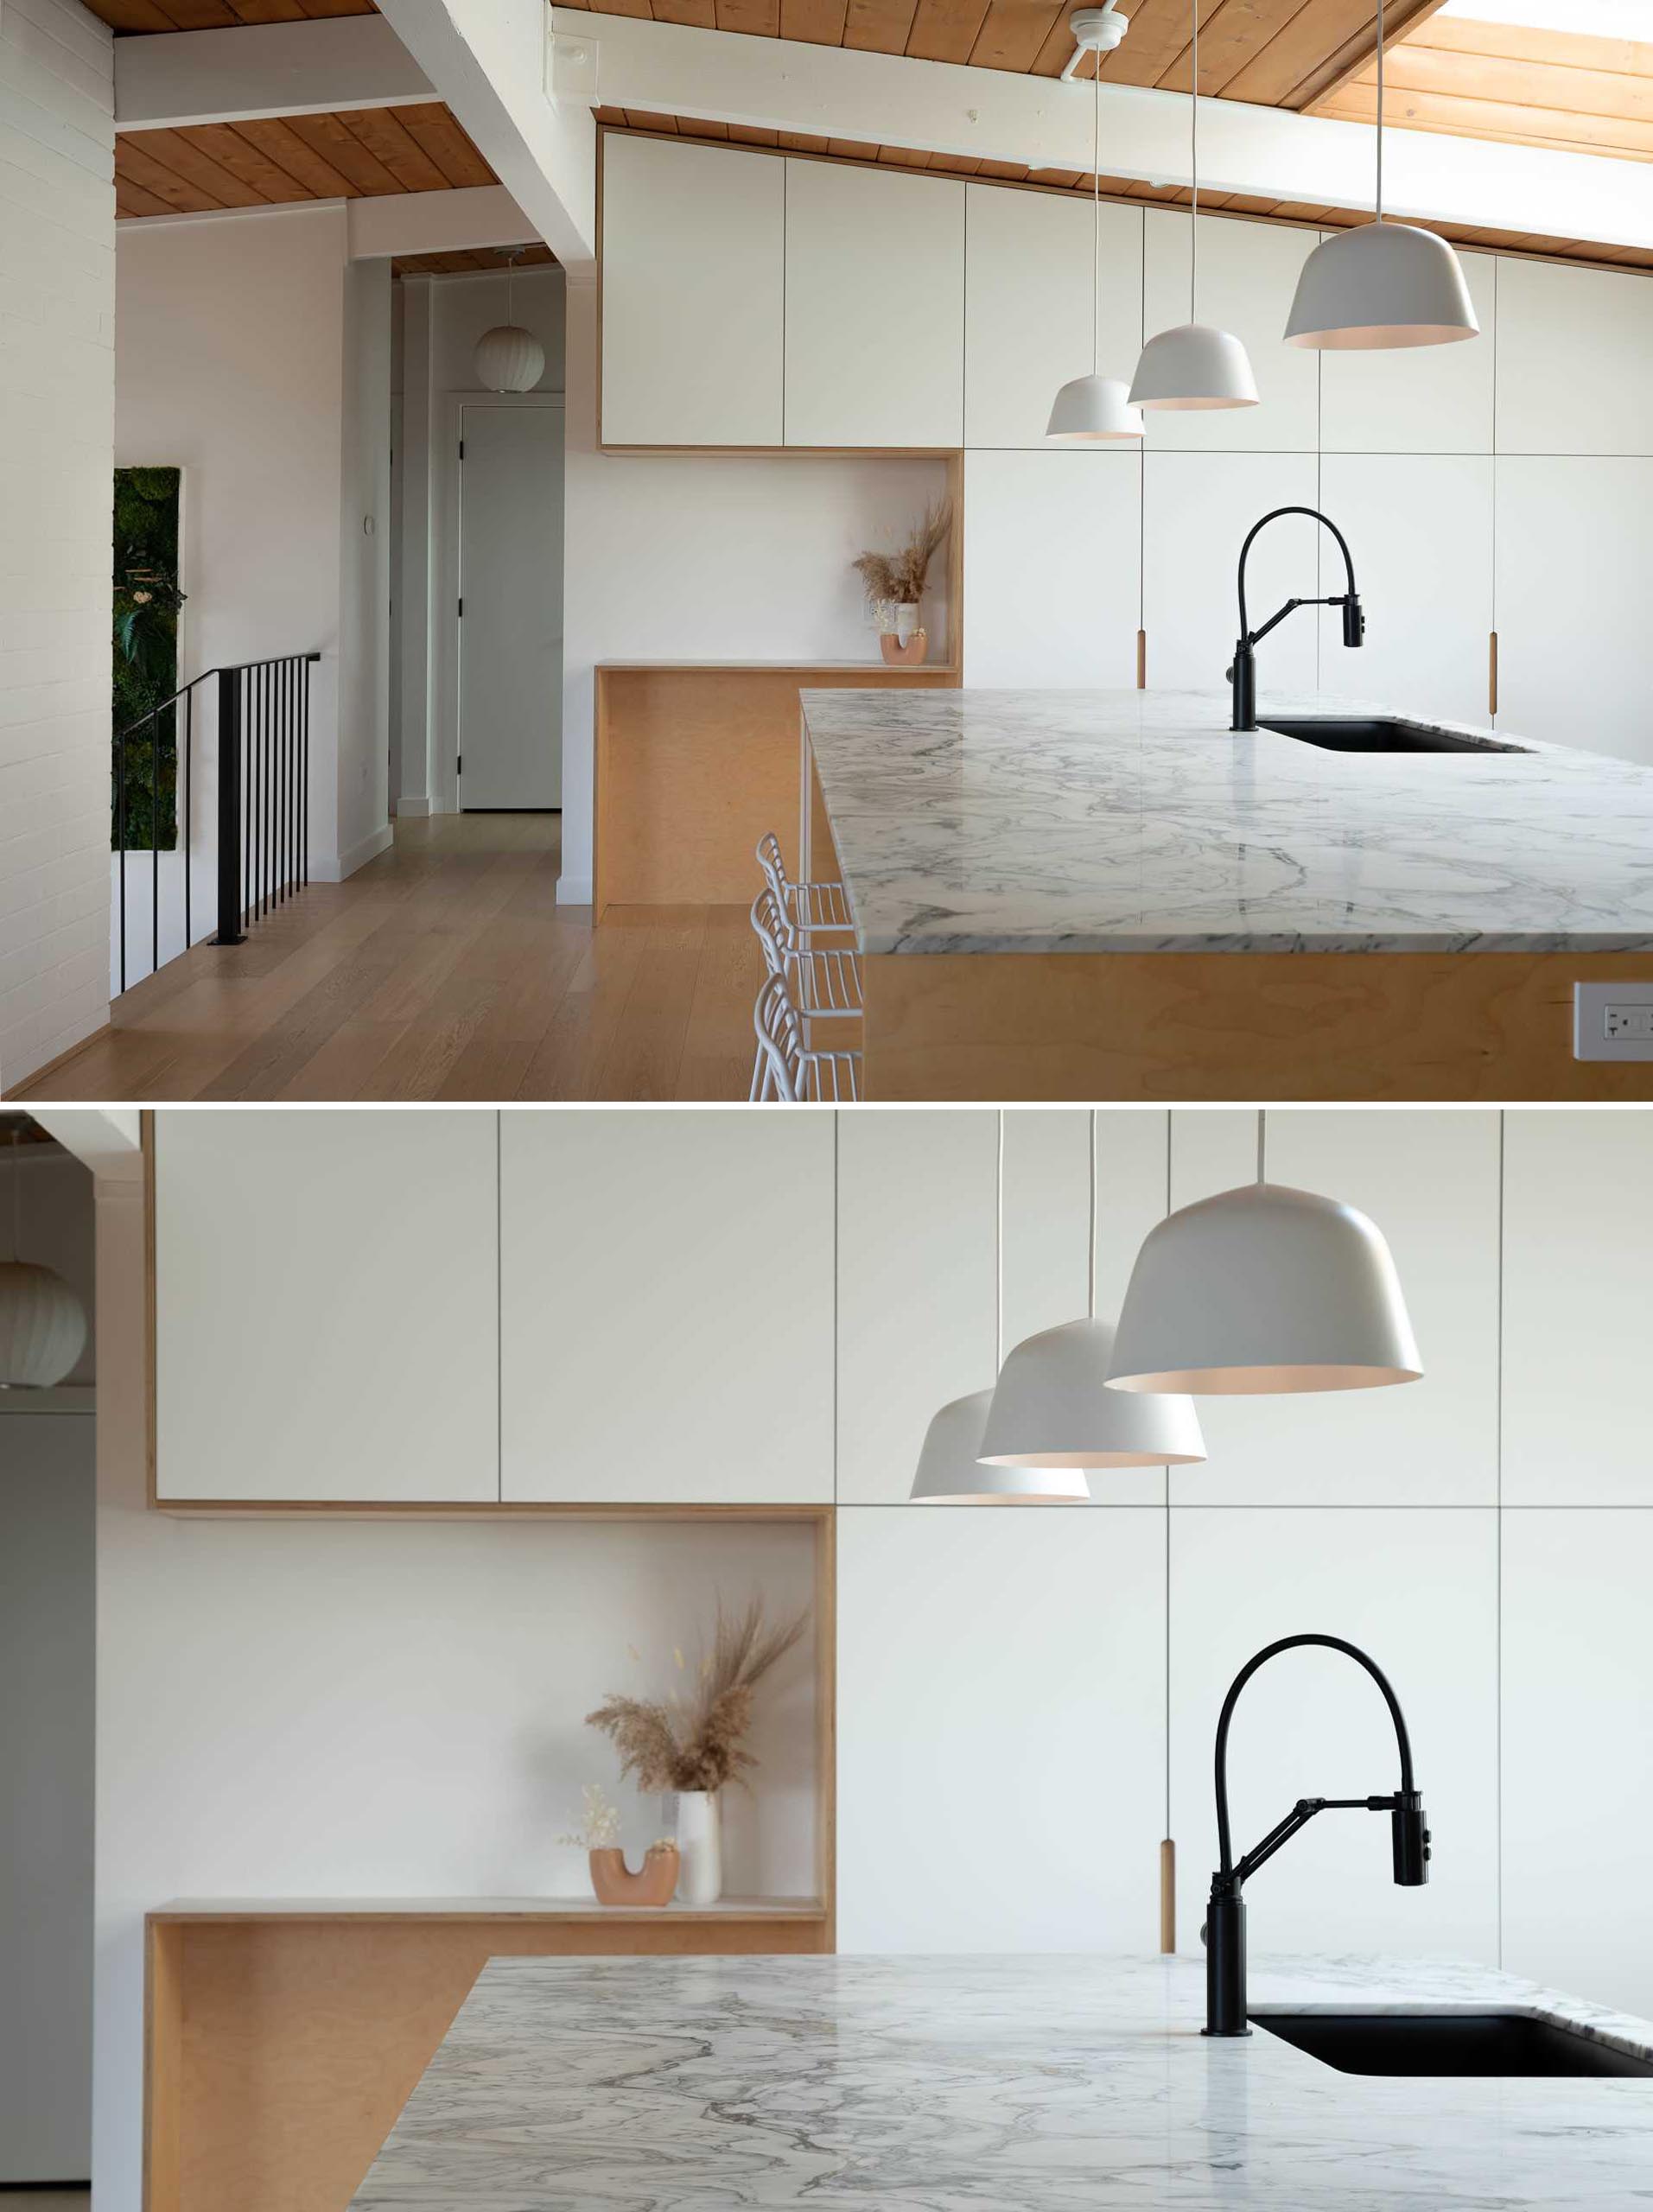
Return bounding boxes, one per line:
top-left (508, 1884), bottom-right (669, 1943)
top-left (1283, 0), bottom-right (1478, 351)
top-left (474, 248), bottom-right (546, 393)
top-left (911, 1115), bottom-right (1090, 1503)
top-left (1046, 12), bottom-right (1141, 445)
top-left (979, 1113), bottom-right (1205, 1472)
top-left (0, 1128), bottom-right (87, 1391)
top-left (1128, 0), bottom-right (1257, 412)
top-left (1107, 1111), bottom-right (1423, 1396)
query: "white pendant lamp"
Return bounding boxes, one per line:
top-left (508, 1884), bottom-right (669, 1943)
top-left (474, 249), bottom-right (546, 393)
top-left (1283, 0), bottom-right (1478, 350)
top-left (978, 1113), bottom-right (1205, 1471)
top-left (911, 1115), bottom-right (1090, 1503)
top-left (0, 1130), bottom-right (87, 1391)
top-left (1046, 13), bottom-right (1142, 445)
top-left (1108, 1111), bottom-right (1423, 1396)
top-left (1128, 0), bottom-right (1257, 412)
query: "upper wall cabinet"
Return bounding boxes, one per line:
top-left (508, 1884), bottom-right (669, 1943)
top-left (1141, 211), bottom-right (1319, 453)
top-left (1495, 257), bottom-right (1653, 456)
top-left (963, 187), bottom-right (1141, 450)
top-left (601, 134), bottom-right (785, 448)
top-left (1167, 1109), bottom-right (1501, 1506)
top-left (499, 1113), bottom-right (835, 1504)
top-left (785, 160), bottom-right (964, 448)
top-left (1320, 249), bottom-right (1496, 454)
top-left (153, 1111), bottom-right (499, 1504)
top-left (1502, 1112), bottom-right (1653, 1503)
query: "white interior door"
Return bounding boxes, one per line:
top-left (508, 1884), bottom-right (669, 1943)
top-left (459, 401), bottom-right (563, 809)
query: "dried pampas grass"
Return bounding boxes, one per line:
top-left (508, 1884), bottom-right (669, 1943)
top-left (586, 1597), bottom-right (809, 1795)
top-left (854, 499), bottom-right (951, 613)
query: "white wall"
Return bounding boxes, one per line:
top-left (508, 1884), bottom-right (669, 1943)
top-left (114, 205), bottom-right (392, 944)
top-left (0, 1411), bottom-right (96, 2184)
top-left (0, 0), bottom-right (115, 1092)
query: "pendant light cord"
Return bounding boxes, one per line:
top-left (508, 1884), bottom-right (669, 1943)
top-left (1374, 0), bottom-right (1385, 223)
top-left (1090, 59), bottom-right (1101, 375)
top-left (1189, 0), bottom-right (1199, 321)
top-left (1088, 1109), bottom-right (1098, 1319)
top-left (995, 1109), bottom-right (1005, 1368)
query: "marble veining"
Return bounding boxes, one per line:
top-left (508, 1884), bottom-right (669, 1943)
top-left (349, 1952), bottom-right (1653, 2209)
top-left (799, 688), bottom-right (1653, 954)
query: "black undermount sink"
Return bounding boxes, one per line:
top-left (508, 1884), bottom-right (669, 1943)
top-left (1256, 715), bottom-right (1527, 756)
top-left (1252, 2012), bottom-right (1653, 2078)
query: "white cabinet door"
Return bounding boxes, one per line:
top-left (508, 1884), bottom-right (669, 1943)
top-left (785, 160), bottom-right (964, 448)
top-left (837, 1505), bottom-right (1167, 1949)
top-left (601, 135), bottom-right (785, 447)
top-left (1141, 452), bottom-right (1319, 693)
top-left (154, 1109), bottom-right (499, 1503)
top-left (500, 1110), bottom-right (834, 1503)
top-left (1501, 1510), bottom-right (1653, 2015)
top-left (1167, 1110), bottom-right (1500, 1506)
top-left (964, 186), bottom-right (1141, 449)
top-left (1502, 1110), bottom-right (1653, 1503)
top-left (1141, 211), bottom-right (1319, 454)
top-left (1493, 457), bottom-right (1653, 766)
top-left (962, 450), bottom-right (1141, 687)
top-left (1320, 249), bottom-right (1495, 454)
top-left (836, 1109), bottom-right (996, 1504)
top-left (1315, 454), bottom-right (1494, 726)
top-left (1495, 255), bottom-right (1653, 457)
top-left (1168, 1507), bottom-right (1499, 1965)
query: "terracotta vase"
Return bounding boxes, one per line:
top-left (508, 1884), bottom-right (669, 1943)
top-left (588, 1844), bottom-right (679, 1908)
top-left (880, 628), bottom-right (928, 667)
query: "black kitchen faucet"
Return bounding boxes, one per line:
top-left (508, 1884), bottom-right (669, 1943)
top-left (1228, 507), bottom-right (1365, 731)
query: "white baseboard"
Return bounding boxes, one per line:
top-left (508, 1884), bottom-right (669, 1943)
top-left (312, 823), bottom-right (395, 884)
top-left (396, 795), bottom-right (436, 817)
top-left (556, 874), bottom-right (593, 906)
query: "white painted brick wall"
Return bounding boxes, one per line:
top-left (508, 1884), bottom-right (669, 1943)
top-left (0, 0), bottom-right (115, 1093)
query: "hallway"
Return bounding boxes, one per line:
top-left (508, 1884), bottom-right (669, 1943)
top-left (15, 819), bottom-right (759, 1103)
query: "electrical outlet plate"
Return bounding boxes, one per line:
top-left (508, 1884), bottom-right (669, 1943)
top-left (1574, 981), bottom-right (1653, 1061)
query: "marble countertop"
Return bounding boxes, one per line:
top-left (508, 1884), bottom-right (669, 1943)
top-left (348, 1952), bottom-right (1653, 2208)
top-left (799, 688), bottom-right (1653, 954)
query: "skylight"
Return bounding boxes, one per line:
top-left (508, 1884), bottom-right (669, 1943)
top-left (1435, 0), bottom-right (1653, 38)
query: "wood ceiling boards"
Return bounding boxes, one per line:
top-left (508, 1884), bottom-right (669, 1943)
top-left (113, 102), bottom-right (496, 218)
top-left (80, 0), bottom-right (378, 30)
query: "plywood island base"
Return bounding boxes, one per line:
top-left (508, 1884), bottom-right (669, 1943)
top-left (145, 1902), bottom-right (830, 2212)
top-left (859, 950), bottom-right (1653, 1101)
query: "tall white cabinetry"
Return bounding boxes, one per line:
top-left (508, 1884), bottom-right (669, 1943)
top-left (152, 1110), bottom-right (500, 1504)
top-left (599, 134), bottom-right (785, 447)
top-left (784, 160), bottom-right (963, 448)
top-left (1142, 211), bottom-right (1319, 454)
top-left (499, 1111), bottom-right (836, 1503)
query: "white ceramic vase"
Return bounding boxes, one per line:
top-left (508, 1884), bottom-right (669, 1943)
top-left (675, 1790), bottom-right (722, 1905)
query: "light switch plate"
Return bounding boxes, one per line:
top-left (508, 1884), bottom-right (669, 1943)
top-left (1574, 981), bottom-right (1653, 1061)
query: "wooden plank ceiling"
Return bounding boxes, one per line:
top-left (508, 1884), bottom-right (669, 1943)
top-left (1318, 13), bottom-right (1653, 162)
top-left (563, 0), bottom-right (1442, 108)
top-left (80, 0), bottom-right (377, 29)
top-left (591, 111), bottom-right (1653, 268)
top-left (391, 244), bottom-right (559, 276)
top-left (114, 102), bottom-right (495, 216)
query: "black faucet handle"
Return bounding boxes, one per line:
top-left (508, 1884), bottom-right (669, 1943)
top-left (1342, 594), bottom-right (1366, 649)
top-left (1391, 1792), bottom-right (1429, 1886)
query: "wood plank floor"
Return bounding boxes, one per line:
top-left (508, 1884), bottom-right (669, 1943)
top-left (13, 817), bottom-right (761, 1103)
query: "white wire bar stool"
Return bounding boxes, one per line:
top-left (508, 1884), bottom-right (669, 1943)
top-left (755, 830), bottom-right (854, 942)
top-left (748, 888), bottom-right (864, 1098)
top-left (753, 974), bottom-right (862, 1103)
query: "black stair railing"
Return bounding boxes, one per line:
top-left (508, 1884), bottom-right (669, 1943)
top-left (113, 651), bottom-right (320, 994)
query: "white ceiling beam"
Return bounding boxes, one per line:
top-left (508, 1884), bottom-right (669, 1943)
top-left (565, 9), bottom-right (1653, 251)
top-left (346, 183), bottom-right (541, 259)
top-left (115, 15), bottom-right (437, 130)
top-left (377, 0), bottom-right (597, 268)
top-left (30, 1111), bottom-right (143, 1185)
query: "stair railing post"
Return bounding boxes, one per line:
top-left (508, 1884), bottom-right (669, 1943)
top-left (212, 665), bottom-right (245, 946)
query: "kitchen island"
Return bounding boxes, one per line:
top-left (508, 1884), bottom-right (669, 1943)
top-left (349, 1951), bottom-right (1653, 2207)
top-left (798, 689), bottom-right (1653, 1099)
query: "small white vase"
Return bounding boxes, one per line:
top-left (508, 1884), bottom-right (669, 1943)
top-left (675, 1790), bottom-right (722, 1905)
top-left (893, 601), bottom-right (920, 644)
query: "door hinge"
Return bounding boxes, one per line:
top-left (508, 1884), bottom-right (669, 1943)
top-left (457, 597), bottom-right (463, 618)
top-left (459, 439), bottom-right (465, 459)
top-left (457, 754), bottom-right (463, 777)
